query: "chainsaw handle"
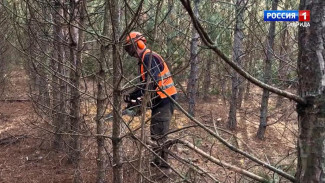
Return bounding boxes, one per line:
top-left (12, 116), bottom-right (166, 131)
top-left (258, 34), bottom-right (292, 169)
top-left (123, 94), bottom-right (131, 103)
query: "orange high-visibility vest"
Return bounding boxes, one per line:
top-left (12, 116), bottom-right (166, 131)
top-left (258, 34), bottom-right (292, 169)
top-left (140, 49), bottom-right (177, 99)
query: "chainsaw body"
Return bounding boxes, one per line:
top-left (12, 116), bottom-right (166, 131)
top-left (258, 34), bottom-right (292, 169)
top-left (104, 97), bottom-right (142, 120)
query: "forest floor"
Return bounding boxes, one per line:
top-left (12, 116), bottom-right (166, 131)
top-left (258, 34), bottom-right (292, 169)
top-left (0, 68), bottom-right (297, 183)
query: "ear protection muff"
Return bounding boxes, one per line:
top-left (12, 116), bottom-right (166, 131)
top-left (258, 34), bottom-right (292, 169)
top-left (137, 40), bottom-right (145, 49)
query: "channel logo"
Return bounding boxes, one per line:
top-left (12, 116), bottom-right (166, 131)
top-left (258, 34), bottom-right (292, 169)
top-left (264, 10), bottom-right (310, 22)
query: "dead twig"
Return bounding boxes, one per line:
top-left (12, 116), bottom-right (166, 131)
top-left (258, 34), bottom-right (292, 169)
top-left (178, 139), bottom-right (269, 182)
top-left (0, 135), bottom-right (27, 145)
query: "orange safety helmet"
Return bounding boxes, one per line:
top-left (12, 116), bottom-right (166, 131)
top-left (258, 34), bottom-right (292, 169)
top-left (125, 31), bottom-right (146, 49)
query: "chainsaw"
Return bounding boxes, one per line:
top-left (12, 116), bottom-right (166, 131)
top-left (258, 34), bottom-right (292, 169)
top-left (104, 97), bottom-right (142, 120)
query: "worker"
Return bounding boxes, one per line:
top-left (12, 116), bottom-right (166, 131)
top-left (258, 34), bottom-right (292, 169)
top-left (123, 31), bottom-right (177, 171)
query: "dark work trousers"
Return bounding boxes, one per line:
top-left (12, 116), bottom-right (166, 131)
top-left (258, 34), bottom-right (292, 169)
top-left (150, 98), bottom-right (174, 168)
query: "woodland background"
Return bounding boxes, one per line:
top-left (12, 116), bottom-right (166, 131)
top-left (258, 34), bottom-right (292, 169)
top-left (0, 0), bottom-right (324, 182)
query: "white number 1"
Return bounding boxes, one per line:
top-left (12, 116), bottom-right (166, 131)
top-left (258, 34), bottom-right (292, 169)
top-left (302, 12), bottom-right (306, 20)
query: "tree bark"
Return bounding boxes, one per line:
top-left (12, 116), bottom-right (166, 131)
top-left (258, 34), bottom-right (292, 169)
top-left (244, 60), bottom-right (251, 101)
top-left (67, 0), bottom-right (85, 182)
top-left (109, 0), bottom-right (123, 182)
top-left (39, 3), bottom-right (51, 109)
top-left (166, 0), bottom-right (173, 68)
top-left (276, 0), bottom-right (289, 107)
top-left (25, 2), bottom-right (39, 99)
top-left (257, 0), bottom-right (278, 140)
top-left (237, 77), bottom-right (245, 109)
top-left (0, 3), bottom-right (9, 98)
top-left (244, 2), bottom-right (256, 102)
top-left (96, 1), bottom-right (110, 182)
top-left (202, 52), bottom-right (212, 101)
top-left (296, 0), bottom-right (325, 182)
top-left (228, 0), bottom-right (245, 130)
top-left (276, 22), bottom-right (288, 107)
top-left (52, 0), bottom-right (67, 150)
top-left (187, 0), bottom-right (199, 116)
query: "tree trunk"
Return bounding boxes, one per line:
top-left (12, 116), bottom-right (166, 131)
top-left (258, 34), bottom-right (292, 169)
top-left (96, 1), bottom-right (110, 182)
top-left (257, 0), bottom-right (278, 140)
top-left (276, 22), bottom-right (288, 107)
top-left (0, 4), bottom-right (8, 98)
top-left (244, 0), bottom-right (258, 102)
top-left (237, 77), bottom-right (245, 109)
top-left (203, 52), bottom-right (212, 101)
top-left (26, 0), bottom-right (50, 114)
top-left (243, 58), bottom-right (252, 102)
top-left (109, 0), bottom-right (123, 182)
top-left (187, 0), bottom-right (199, 116)
top-left (39, 3), bottom-right (51, 109)
top-left (276, 0), bottom-right (289, 107)
top-left (228, 0), bottom-right (245, 130)
top-left (296, 0), bottom-right (325, 182)
top-left (52, 0), bottom-right (67, 150)
top-left (25, 3), bottom-right (39, 98)
top-left (166, 0), bottom-right (173, 68)
top-left (67, 0), bottom-right (85, 182)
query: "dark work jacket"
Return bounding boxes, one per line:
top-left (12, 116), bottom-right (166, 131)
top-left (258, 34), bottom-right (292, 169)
top-left (129, 49), bottom-right (177, 109)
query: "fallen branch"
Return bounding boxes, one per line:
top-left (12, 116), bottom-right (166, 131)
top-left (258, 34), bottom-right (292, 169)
top-left (0, 135), bottom-right (27, 145)
top-left (178, 139), bottom-right (268, 182)
top-left (170, 151), bottom-right (220, 183)
top-left (0, 99), bottom-right (30, 102)
top-left (165, 96), bottom-right (296, 182)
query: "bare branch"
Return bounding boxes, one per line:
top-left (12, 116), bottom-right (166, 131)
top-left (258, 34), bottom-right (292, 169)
top-left (179, 0), bottom-right (305, 105)
top-left (164, 95), bottom-right (296, 182)
top-left (178, 139), bottom-right (268, 182)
